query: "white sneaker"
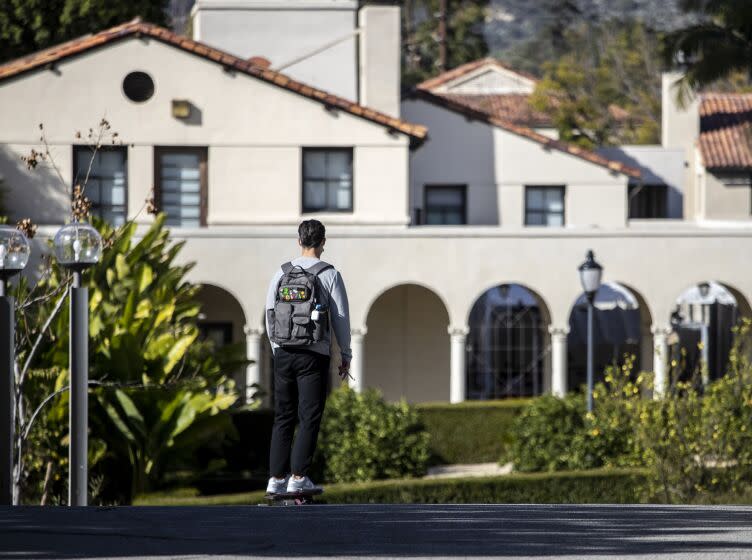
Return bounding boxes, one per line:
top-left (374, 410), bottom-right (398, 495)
top-left (266, 476), bottom-right (289, 495)
top-left (286, 475), bottom-right (322, 494)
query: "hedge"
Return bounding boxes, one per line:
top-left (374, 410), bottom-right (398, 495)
top-left (417, 399), bottom-right (530, 464)
top-left (135, 468), bottom-right (647, 506)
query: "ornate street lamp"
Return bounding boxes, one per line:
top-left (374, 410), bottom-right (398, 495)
top-left (0, 226), bottom-right (30, 506)
top-left (578, 250), bottom-right (602, 413)
top-left (53, 222), bottom-right (101, 507)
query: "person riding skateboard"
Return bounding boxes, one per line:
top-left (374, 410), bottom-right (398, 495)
top-left (264, 219), bottom-right (351, 495)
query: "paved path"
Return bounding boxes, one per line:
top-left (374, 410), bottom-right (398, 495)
top-left (2, 504), bottom-right (752, 559)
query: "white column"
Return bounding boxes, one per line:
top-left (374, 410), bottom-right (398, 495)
top-left (349, 327), bottom-right (367, 393)
top-left (652, 325), bottom-right (670, 399)
top-left (449, 326), bottom-right (469, 404)
top-left (244, 325), bottom-right (263, 405)
top-left (549, 326), bottom-right (570, 398)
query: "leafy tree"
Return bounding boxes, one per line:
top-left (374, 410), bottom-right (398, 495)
top-left (401, 0), bottom-right (490, 87)
top-left (664, 0), bottom-right (752, 105)
top-left (0, 0), bottom-right (169, 63)
top-left (16, 214), bottom-right (245, 502)
top-left (530, 20), bottom-right (662, 148)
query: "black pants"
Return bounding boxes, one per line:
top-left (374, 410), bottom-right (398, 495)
top-left (269, 348), bottom-right (330, 478)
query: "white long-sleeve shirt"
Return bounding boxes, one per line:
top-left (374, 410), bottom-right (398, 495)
top-left (265, 256), bottom-right (352, 362)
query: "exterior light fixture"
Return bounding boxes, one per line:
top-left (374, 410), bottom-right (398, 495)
top-left (0, 226), bottom-right (31, 294)
top-left (0, 226), bottom-right (30, 506)
top-left (578, 250), bottom-right (603, 413)
top-left (53, 222), bottom-right (102, 271)
top-left (698, 282), bottom-right (711, 299)
top-left (53, 221), bottom-right (102, 507)
top-left (171, 99), bottom-right (191, 119)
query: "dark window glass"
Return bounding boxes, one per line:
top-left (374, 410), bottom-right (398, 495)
top-left (73, 146), bottom-right (127, 225)
top-left (155, 148), bottom-right (207, 227)
top-left (525, 186), bottom-right (565, 226)
top-left (123, 71), bottom-right (155, 103)
top-left (628, 183), bottom-right (668, 219)
top-left (424, 185), bottom-right (467, 225)
top-left (302, 148), bottom-right (353, 212)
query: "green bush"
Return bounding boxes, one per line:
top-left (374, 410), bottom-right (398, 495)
top-left (313, 387), bottom-right (430, 483)
top-left (635, 321), bottom-right (752, 503)
top-left (417, 400), bottom-right (528, 464)
top-left (134, 468), bottom-right (648, 506)
top-left (510, 358), bottom-right (645, 472)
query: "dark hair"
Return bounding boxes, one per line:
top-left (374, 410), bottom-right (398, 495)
top-left (298, 219), bottom-right (326, 248)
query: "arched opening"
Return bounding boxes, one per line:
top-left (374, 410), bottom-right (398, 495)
top-left (364, 284), bottom-right (450, 403)
top-left (467, 284), bottom-right (551, 399)
top-left (669, 281), bottom-right (749, 383)
top-left (196, 284), bottom-right (247, 396)
top-left (567, 282), bottom-right (651, 390)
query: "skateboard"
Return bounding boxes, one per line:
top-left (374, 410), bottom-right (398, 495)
top-left (264, 488), bottom-right (323, 506)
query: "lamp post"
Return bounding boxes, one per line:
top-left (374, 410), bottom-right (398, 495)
top-left (53, 221), bottom-right (101, 507)
top-left (578, 250), bottom-right (602, 413)
top-left (0, 227), bottom-right (30, 506)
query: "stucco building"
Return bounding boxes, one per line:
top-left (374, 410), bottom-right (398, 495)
top-left (1, 1), bottom-right (751, 406)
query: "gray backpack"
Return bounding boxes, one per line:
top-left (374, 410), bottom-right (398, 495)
top-left (268, 261), bottom-right (332, 347)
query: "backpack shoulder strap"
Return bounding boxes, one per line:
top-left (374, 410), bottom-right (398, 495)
top-left (306, 261), bottom-right (333, 277)
top-left (281, 262), bottom-right (294, 274)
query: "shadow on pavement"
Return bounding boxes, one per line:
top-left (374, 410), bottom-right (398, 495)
top-left (1, 504), bottom-right (752, 558)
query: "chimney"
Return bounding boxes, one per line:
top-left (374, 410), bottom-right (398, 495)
top-left (358, 4), bottom-right (401, 117)
top-left (661, 71), bottom-right (699, 151)
top-left (661, 71), bottom-right (701, 220)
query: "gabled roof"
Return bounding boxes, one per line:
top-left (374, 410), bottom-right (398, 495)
top-left (410, 88), bottom-right (640, 178)
top-left (0, 19), bottom-right (427, 142)
top-left (417, 58), bottom-right (538, 91)
top-left (700, 94), bottom-right (752, 170)
top-left (435, 93), bottom-right (552, 127)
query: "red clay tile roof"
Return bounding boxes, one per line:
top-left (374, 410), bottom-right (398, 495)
top-left (700, 93), bottom-right (752, 170)
top-left (436, 93), bottom-right (552, 127)
top-left (411, 88), bottom-right (640, 178)
top-left (417, 58), bottom-right (538, 91)
top-left (0, 19), bottom-right (427, 142)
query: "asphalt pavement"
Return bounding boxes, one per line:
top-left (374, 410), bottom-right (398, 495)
top-left (2, 504), bottom-right (752, 559)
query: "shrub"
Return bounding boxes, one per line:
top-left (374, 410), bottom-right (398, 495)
top-left (510, 393), bottom-right (588, 472)
top-left (635, 320), bottom-right (752, 503)
top-left (134, 468), bottom-right (648, 506)
top-left (314, 387), bottom-right (430, 483)
top-left (510, 357), bottom-right (645, 472)
top-left (416, 399), bottom-right (528, 464)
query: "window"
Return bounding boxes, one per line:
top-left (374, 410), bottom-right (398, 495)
top-left (123, 71), bottom-right (155, 103)
top-left (628, 183), bottom-right (668, 219)
top-left (424, 185), bottom-right (467, 225)
top-left (73, 146), bottom-right (127, 226)
top-left (302, 148), bottom-right (353, 212)
top-left (155, 147), bottom-right (207, 227)
top-left (525, 186), bottom-right (565, 226)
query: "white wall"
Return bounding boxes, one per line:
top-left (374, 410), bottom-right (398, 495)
top-left (192, 0), bottom-right (359, 102)
top-left (598, 146), bottom-right (686, 219)
top-left (661, 72), bottom-right (699, 220)
top-left (402, 98), bottom-right (629, 227)
top-left (0, 37), bottom-right (411, 226)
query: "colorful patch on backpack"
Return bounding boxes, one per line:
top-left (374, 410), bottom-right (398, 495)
top-left (279, 286), bottom-right (308, 302)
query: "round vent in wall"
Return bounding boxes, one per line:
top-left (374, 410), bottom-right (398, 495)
top-left (122, 71), bottom-right (154, 102)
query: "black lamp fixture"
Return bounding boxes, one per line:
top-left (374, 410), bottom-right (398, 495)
top-left (578, 250), bottom-right (602, 413)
